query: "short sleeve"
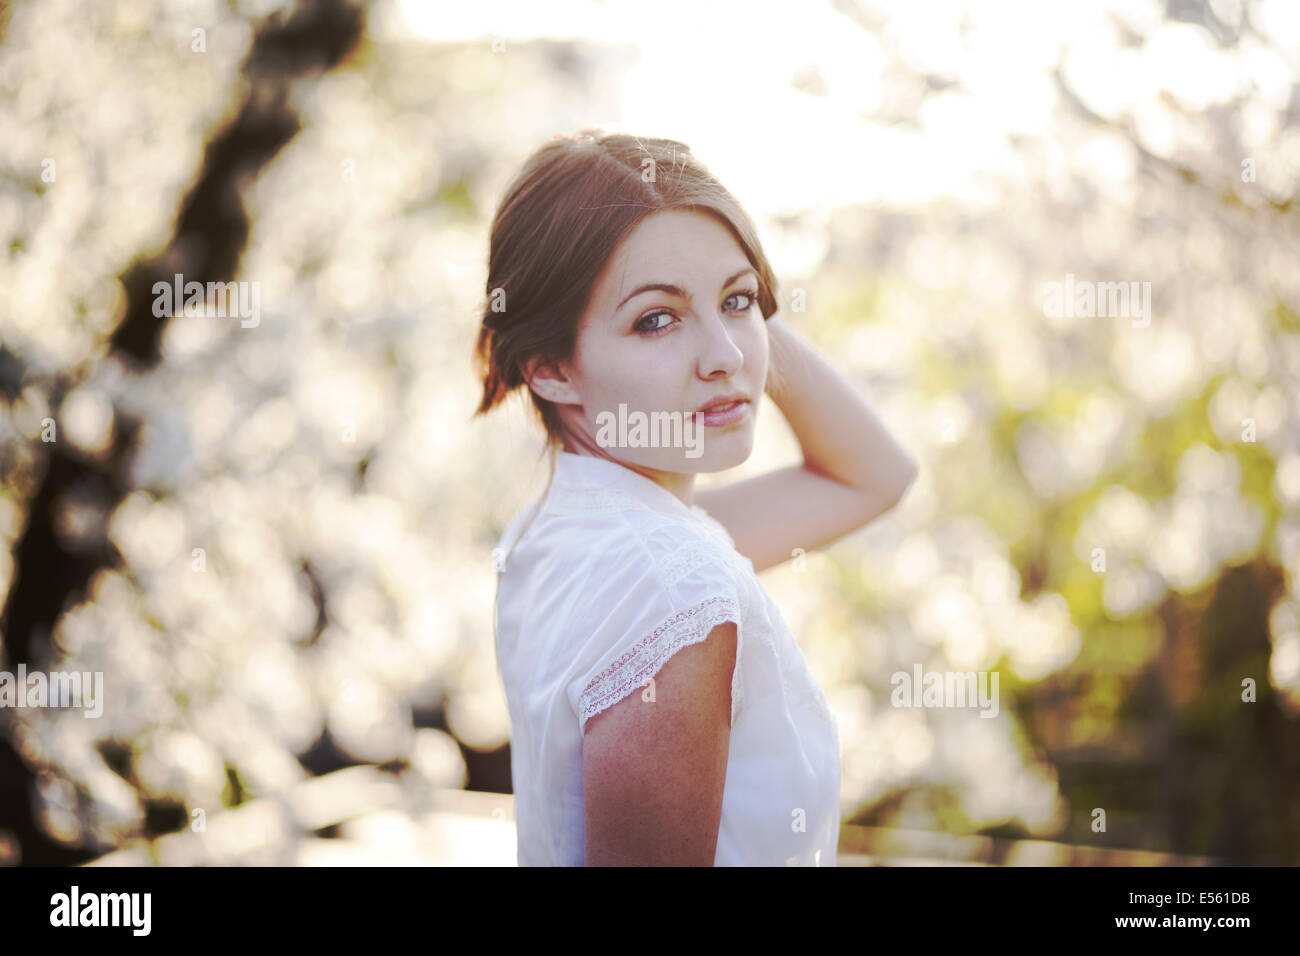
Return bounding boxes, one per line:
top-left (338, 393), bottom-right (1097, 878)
top-left (565, 524), bottom-right (745, 737)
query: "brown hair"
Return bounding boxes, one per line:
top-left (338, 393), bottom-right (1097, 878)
top-left (470, 130), bottom-right (779, 449)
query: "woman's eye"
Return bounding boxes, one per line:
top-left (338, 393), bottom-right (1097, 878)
top-left (635, 292), bottom-right (758, 337)
top-left (725, 290), bottom-right (759, 313)
top-left (633, 310), bottom-right (675, 336)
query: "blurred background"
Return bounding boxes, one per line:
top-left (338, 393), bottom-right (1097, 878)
top-left (1, 0), bottom-right (1298, 866)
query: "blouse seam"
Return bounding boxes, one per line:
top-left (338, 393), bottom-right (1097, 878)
top-left (622, 508), bottom-right (674, 597)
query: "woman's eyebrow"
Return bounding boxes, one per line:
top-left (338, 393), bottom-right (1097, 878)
top-left (615, 267), bottom-right (757, 311)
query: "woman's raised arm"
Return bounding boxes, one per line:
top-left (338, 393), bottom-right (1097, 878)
top-left (695, 315), bottom-right (919, 572)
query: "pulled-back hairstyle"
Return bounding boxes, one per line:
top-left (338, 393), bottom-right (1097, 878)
top-left (471, 130), bottom-right (779, 449)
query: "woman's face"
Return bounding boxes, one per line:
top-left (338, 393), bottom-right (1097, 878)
top-left (532, 209), bottom-right (770, 478)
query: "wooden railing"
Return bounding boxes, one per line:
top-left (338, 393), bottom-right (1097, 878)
top-left (84, 766), bottom-right (1219, 866)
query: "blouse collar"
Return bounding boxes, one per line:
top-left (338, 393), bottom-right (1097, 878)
top-left (551, 450), bottom-right (714, 524)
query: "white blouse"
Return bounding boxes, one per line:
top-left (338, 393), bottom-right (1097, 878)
top-left (492, 449), bottom-right (841, 866)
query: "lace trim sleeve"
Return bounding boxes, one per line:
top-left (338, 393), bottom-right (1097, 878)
top-left (579, 593), bottom-right (744, 736)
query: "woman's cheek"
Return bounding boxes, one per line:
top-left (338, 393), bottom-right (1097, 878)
top-left (751, 321), bottom-right (771, 364)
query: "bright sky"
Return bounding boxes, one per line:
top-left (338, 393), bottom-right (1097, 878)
top-left (379, 0), bottom-right (1297, 228)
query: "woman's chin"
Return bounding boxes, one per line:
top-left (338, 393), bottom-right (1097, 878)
top-left (682, 436), bottom-right (754, 473)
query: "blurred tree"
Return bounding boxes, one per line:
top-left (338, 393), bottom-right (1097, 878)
top-left (0, 0), bottom-right (363, 866)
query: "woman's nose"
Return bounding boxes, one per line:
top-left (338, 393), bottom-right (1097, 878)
top-left (696, 310), bottom-right (744, 378)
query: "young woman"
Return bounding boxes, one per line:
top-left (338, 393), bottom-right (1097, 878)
top-left (474, 130), bottom-right (918, 866)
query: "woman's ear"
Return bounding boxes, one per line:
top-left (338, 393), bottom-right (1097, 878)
top-left (522, 355), bottom-right (582, 406)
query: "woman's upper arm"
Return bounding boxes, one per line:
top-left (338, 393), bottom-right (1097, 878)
top-left (581, 621), bottom-right (737, 866)
top-left (694, 463), bottom-right (917, 573)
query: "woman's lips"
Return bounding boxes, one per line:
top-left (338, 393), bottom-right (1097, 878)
top-left (698, 399), bottom-right (749, 426)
